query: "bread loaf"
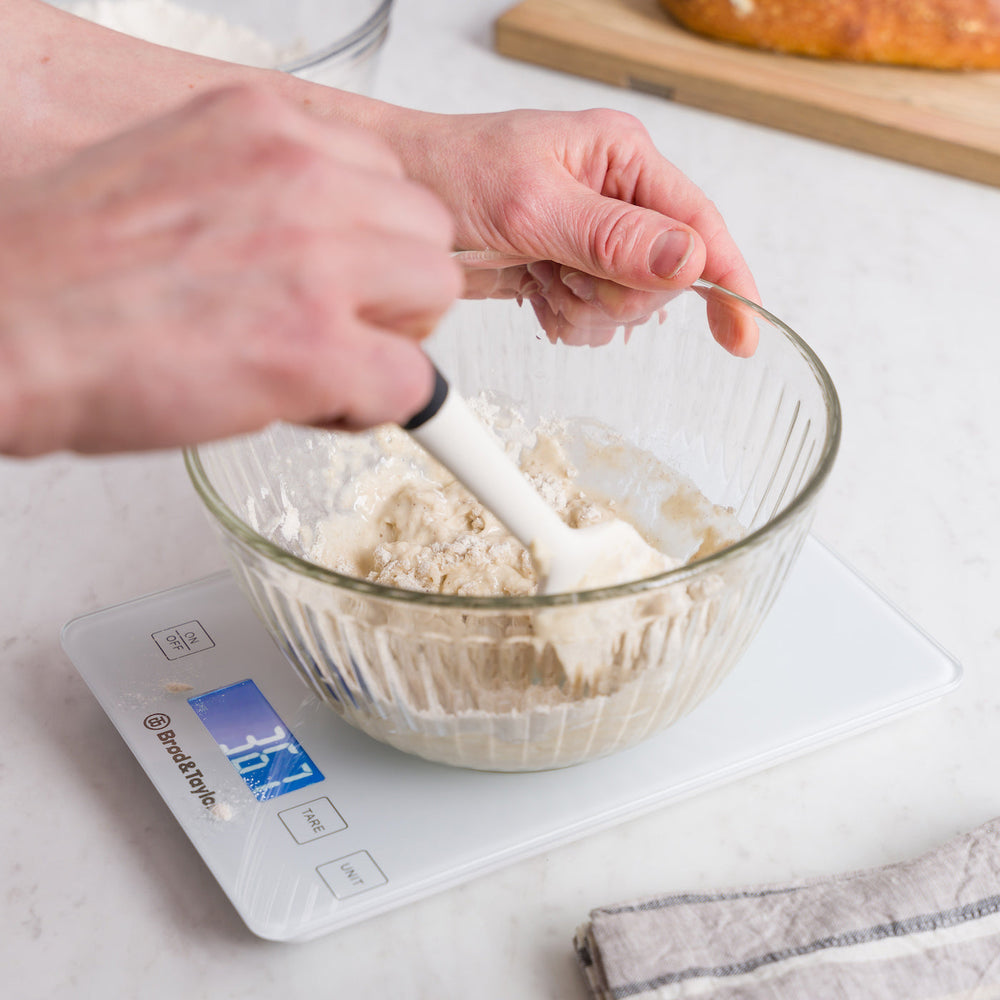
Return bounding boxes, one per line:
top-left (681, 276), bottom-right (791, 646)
top-left (657, 0), bottom-right (1000, 69)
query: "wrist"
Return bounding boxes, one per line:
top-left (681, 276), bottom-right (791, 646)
top-left (0, 314), bottom-right (30, 458)
top-left (0, 182), bottom-right (68, 457)
top-left (0, 306), bottom-right (84, 458)
top-left (295, 83), bottom-right (438, 162)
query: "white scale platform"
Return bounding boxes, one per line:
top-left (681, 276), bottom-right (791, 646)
top-left (62, 538), bottom-right (961, 942)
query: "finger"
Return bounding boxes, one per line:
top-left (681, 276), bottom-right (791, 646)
top-left (521, 180), bottom-right (708, 293)
top-left (667, 199), bottom-right (760, 355)
top-left (528, 294), bottom-right (621, 348)
top-left (527, 260), bottom-right (674, 327)
top-left (553, 198), bottom-right (757, 354)
top-left (336, 232), bottom-right (463, 338)
top-left (459, 263), bottom-right (541, 301)
top-left (307, 169), bottom-right (457, 253)
top-left (699, 283), bottom-right (761, 358)
top-left (311, 329), bottom-right (437, 431)
top-left (536, 137), bottom-right (760, 354)
top-left (565, 183), bottom-right (758, 355)
top-left (628, 166), bottom-right (761, 355)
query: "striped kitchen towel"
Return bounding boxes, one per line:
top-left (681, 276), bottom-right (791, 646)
top-left (574, 817), bottom-right (1000, 999)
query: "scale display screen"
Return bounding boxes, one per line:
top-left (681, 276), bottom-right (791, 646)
top-left (189, 679), bottom-right (324, 801)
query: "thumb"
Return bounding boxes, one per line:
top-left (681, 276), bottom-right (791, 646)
top-left (540, 184), bottom-right (707, 290)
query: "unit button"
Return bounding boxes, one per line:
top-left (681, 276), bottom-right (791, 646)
top-left (318, 851), bottom-right (388, 899)
top-left (278, 797), bottom-right (347, 844)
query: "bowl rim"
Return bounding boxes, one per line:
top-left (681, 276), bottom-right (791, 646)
top-left (184, 279), bottom-right (842, 610)
top-left (277, 0), bottom-right (394, 74)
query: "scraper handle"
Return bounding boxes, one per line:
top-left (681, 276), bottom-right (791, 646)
top-left (400, 362), bottom-right (568, 555)
top-left (402, 364), bottom-right (449, 431)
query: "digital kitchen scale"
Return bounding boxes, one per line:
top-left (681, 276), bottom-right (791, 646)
top-left (61, 538), bottom-right (961, 942)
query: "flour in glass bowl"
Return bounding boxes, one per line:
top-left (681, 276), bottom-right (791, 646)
top-left (62, 0), bottom-right (308, 67)
top-left (254, 411), bottom-right (752, 770)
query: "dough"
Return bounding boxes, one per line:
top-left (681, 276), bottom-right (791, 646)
top-left (306, 419), bottom-right (737, 599)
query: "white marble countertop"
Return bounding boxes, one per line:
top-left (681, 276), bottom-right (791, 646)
top-left (4, 1), bottom-right (999, 996)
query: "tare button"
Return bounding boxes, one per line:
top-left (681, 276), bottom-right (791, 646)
top-left (278, 797), bottom-right (347, 844)
top-left (318, 851), bottom-right (388, 899)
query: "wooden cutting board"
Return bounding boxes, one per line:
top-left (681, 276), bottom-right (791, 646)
top-left (495, 0), bottom-right (1000, 188)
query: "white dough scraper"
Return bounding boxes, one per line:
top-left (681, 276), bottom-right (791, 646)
top-left (403, 366), bottom-right (672, 595)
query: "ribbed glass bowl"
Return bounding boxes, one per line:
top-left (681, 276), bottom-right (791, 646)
top-left (185, 282), bottom-right (840, 771)
top-left (52, 0), bottom-right (394, 92)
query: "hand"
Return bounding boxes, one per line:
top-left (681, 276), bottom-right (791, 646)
top-left (0, 86), bottom-right (462, 456)
top-left (0, 6), bottom-right (757, 368)
top-left (387, 108), bottom-right (759, 353)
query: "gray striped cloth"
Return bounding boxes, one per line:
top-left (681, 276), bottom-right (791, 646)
top-left (574, 818), bottom-right (1000, 999)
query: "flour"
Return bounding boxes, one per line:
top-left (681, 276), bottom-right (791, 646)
top-left (63, 0), bottom-right (308, 67)
top-left (209, 801), bottom-right (235, 822)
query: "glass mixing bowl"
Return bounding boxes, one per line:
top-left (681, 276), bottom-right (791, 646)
top-left (185, 282), bottom-right (840, 771)
top-left (50, 0), bottom-right (394, 92)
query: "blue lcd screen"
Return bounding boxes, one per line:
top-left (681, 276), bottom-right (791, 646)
top-left (188, 679), bottom-right (324, 801)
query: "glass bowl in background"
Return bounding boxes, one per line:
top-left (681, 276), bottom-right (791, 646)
top-left (48, 0), bottom-right (394, 92)
top-left (185, 283), bottom-right (841, 772)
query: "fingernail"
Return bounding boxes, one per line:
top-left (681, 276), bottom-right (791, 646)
top-left (520, 279), bottom-right (542, 298)
top-left (527, 260), bottom-right (556, 290)
top-left (650, 230), bottom-right (695, 279)
top-left (561, 270), bottom-right (596, 302)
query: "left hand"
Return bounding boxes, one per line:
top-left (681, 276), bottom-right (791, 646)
top-left (383, 107), bottom-right (760, 354)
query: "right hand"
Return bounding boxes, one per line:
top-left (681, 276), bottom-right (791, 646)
top-left (0, 85), bottom-right (462, 457)
top-left (387, 107), bottom-right (760, 354)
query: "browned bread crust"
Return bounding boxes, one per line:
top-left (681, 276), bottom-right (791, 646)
top-left (657, 0), bottom-right (1000, 68)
